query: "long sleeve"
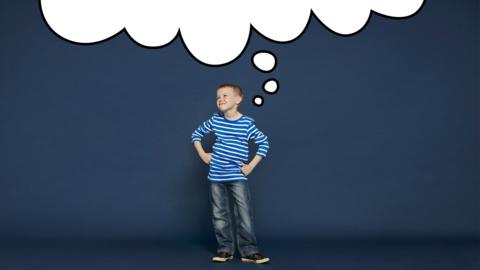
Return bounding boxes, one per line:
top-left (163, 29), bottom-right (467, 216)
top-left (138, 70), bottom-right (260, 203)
top-left (246, 122), bottom-right (270, 158)
top-left (191, 116), bottom-right (214, 143)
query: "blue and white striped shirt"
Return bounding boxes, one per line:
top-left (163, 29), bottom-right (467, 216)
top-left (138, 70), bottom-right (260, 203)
top-left (192, 112), bottom-right (270, 182)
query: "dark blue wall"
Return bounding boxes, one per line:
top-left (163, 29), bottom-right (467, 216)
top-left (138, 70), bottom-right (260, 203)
top-left (0, 0), bottom-right (478, 241)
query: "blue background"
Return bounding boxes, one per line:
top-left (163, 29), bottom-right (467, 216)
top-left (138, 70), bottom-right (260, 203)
top-left (0, 0), bottom-right (478, 245)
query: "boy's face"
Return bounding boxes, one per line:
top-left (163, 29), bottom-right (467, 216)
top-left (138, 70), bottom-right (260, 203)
top-left (216, 87), bottom-right (242, 112)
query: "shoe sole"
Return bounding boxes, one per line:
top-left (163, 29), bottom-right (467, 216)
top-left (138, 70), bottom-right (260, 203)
top-left (212, 256), bottom-right (233, 262)
top-left (241, 257), bottom-right (270, 264)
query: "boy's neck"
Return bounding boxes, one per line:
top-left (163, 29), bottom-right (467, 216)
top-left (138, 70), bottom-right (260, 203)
top-left (223, 109), bottom-right (242, 120)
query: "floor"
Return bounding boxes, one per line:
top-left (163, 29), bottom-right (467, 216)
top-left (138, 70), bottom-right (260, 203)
top-left (1, 239), bottom-right (478, 270)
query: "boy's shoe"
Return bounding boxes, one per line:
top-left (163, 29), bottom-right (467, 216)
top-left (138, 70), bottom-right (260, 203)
top-left (212, 252), bottom-right (233, 262)
top-left (241, 253), bottom-right (270, 264)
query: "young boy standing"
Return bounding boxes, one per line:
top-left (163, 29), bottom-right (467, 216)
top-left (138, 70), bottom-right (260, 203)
top-left (191, 84), bottom-right (270, 264)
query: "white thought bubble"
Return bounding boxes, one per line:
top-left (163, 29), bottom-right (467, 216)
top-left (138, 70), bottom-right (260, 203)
top-left (264, 80), bottom-right (278, 94)
top-left (40, 0), bottom-right (424, 66)
top-left (252, 52), bottom-right (276, 72)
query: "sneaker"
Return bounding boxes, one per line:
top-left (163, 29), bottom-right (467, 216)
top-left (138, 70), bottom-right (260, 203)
top-left (241, 253), bottom-right (270, 264)
top-left (212, 252), bottom-right (233, 262)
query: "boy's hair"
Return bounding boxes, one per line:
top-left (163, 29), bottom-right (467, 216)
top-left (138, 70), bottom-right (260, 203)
top-left (218, 83), bottom-right (244, 98)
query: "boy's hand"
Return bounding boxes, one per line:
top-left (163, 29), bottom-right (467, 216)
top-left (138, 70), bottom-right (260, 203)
top-left (241, 163), bottom-right (254, 176)
top-left (200, 152), bottom-right (212, 165)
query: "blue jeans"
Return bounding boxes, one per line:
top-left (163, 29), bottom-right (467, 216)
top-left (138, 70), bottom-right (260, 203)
top-left (209, 181), bottom-right (259, 257)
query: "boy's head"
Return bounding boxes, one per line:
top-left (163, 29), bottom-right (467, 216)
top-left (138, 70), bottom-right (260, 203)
top-left (216, 83), bottom-right (243, 113)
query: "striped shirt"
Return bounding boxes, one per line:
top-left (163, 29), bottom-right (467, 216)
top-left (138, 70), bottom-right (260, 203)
top-left (191, 112), bottom-right (270, 182)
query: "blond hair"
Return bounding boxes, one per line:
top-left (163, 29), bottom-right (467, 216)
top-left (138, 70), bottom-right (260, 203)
top-left (218, 83), bottom-right (243, 98)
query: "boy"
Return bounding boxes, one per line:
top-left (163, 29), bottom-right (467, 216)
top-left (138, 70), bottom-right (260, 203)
top-left (191, 84), bottom-right (270, 264)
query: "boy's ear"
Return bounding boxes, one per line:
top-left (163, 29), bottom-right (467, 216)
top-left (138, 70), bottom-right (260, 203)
top-left (235, 95), bottom-right (243, 104)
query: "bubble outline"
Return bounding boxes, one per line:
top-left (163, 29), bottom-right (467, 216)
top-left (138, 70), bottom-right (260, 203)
top-left (38, 0), bottom-right (427, 67)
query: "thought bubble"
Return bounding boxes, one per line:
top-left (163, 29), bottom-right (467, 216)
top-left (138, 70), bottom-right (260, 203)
top-left (253, 96), bottom-right (264, 107)
top-left (252, 51), bottom-right (277, 72)
top-left (251, 51), bottom-right (279, 107)
top-left (40, 0), bottom-right (425, 66)
top-left (263, 79), bottom-right (278, 94)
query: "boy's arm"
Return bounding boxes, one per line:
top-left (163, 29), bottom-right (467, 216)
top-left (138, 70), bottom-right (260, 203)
top-left (193, 141), bottom-right (212, 164)
top-left (242, 122), bottom-right (270, 176)
top-left (245, 155), bottom-right (263, 170)
top-left (192, 117), bottom-right (214, 164)
top-left (191, 117), bottom-right (213, 142)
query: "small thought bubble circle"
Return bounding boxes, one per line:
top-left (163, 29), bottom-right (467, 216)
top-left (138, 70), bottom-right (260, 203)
top-left (253, 96), bottom-right (264, 106)
top-left (252, 51), bottom-right (276, 72)
top-left (263, 79), bottom-right (278, 94)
